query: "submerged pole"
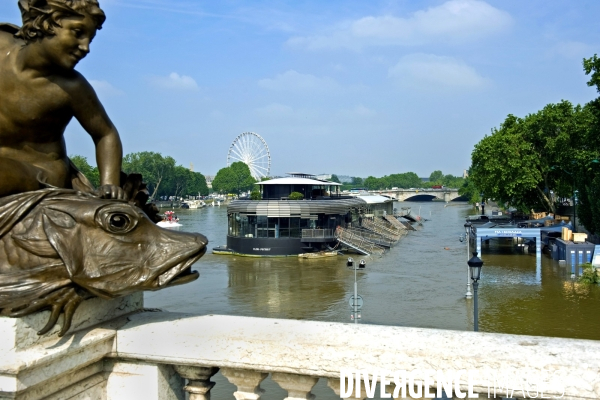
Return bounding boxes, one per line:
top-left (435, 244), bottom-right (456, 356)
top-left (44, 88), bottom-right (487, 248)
top-left (354, 266), bottom-right (358, 324)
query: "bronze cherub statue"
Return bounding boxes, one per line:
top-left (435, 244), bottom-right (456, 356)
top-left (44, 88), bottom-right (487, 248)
top-left (0, 0), bottom-right (124, 199)
top-left (0, 1), bottom-right (207, 336)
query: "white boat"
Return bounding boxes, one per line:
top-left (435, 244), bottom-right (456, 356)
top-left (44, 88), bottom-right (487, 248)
top-left (157, 220), bottom-right (182, 228)
top-left (158, 211), bottom-right (181, 228)
top-left (181, 200), bottom-right (205, 209)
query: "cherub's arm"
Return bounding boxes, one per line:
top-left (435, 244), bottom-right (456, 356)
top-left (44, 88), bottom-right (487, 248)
top-left (70, 75), bottom-right (125, 199)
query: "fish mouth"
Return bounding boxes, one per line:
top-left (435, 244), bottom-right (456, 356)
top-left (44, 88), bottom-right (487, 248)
top-left (156, 245), bottom-right (206, 288)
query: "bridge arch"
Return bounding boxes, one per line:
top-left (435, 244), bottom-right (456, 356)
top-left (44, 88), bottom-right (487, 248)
top-left (370, 188), bottom-right (465, 202)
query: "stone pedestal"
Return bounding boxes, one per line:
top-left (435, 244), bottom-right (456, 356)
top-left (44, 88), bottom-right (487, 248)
top-left (0, 294), bottom-right (142, 400)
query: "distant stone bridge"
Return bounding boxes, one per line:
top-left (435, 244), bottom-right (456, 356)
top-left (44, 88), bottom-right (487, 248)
top-left (370, 188), bottom-right (464, 202)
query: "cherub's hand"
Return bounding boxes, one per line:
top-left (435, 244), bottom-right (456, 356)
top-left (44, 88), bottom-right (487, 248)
top-left (96, 184), bottom-right (127, 200)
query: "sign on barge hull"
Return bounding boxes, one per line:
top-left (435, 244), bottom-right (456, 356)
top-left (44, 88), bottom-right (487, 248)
top-left (226, 236), bottom-right (314, 256)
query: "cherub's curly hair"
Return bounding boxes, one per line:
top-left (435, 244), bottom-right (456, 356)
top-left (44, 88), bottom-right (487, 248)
top-left (15, 0), bottom-right (105, 43)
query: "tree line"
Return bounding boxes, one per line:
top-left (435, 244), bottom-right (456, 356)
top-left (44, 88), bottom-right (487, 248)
top-left (71, 152), bottom-right (209, 199)
top-left (332, 171), bottom-right (465, 191)
top-left (466, 54), bottom-right (600, 234)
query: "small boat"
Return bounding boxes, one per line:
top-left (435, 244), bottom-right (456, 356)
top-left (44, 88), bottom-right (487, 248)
top-left (298, 251), bottom-right (338, 259)
top-left (212, 245), bottom-right (234, 255)
top-left (181, 200), bottom-right (206, 209)
top-left (157, 220), bottom-right (182, 228)
top-left (158, 211), bottom-right (181, 228)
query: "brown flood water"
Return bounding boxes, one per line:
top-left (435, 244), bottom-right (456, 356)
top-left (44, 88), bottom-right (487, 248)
top-left (145, 201), bottom-right (600, 399)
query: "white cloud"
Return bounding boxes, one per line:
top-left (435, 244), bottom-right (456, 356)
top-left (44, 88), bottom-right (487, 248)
top-left (89, 80), bottom-right (124, 96)
top-left (388, 54), bottom-right (488, 89)
top-left (287, 0), bottom-right (512, 50)
top-left (149, 72), bottom-right (199, 90)
top-left (258, 70), bottom-right (339, 93)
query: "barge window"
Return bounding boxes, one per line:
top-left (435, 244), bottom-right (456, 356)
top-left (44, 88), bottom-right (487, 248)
top-left (279, 217), bottom-right (289, 238)
top-left (257, 216), bottom-right (268, 238)
top-left (246, 215), bottom-right (257, 238)
top-left (290, 217), bottom-right (300, 237)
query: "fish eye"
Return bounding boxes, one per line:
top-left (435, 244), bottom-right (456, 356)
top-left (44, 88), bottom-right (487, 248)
top-left (96, 205), bottom-right (139, 234)
top-left (110, 214), bottom-right (129, 229)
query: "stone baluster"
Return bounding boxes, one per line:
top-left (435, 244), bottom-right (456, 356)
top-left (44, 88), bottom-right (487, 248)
top-left (221, 368), bottom-right (268, 400)
top-left (327, 377), bottom-right (368, 400)
top-left (271, 372), bottom-right (318, 400)
top-left (173, 365), bottom-right (219, 400)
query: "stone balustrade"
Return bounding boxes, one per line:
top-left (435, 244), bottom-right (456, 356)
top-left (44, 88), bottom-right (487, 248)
top-left (2, 300), bottom-right (600, 399)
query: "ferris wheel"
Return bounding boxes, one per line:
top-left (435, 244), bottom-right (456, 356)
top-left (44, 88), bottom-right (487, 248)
top-left (227, 132), bottom-right (271, 180)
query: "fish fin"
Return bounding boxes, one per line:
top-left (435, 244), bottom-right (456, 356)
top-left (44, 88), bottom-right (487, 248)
top-left (12, 212), bottom-right (59, 258)
top-left (11, 237), bottom-right (59, 258)
top-left (42, 209), bottom-right (82, 278)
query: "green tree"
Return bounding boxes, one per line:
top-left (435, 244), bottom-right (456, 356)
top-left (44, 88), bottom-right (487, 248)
top-left (458, 175), bottom-right (482, 204)
top-left (583, 54), bottom-right (600, 92)
top-left (212, 167), bottom-right (233, 194)
top-left (122, 152), bottom-right (176, 199)
top-left (188, 171), bottom-right (209, 196)
top-left (363, 176), bottom-right (380, 190)
top-left (69, 155), bottom-right (100, 187)
top-left (429, 170), bottom-right (443, 184)
top-left (250, 190), bottom-right (262, 200)
top-left (575, 55), bottom-right (600, 234)
top-left (470, 101), bottom-right (590, 214)
top-left (330, 174), bottom-right (341, 183)
top-left (351, 177), bottom-right (363, 186)
top-left (212, 162), bottom-right (256, 195)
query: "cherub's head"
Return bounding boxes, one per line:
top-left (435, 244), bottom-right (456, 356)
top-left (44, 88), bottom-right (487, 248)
top-left (16, 0), bottom-right (105, 43)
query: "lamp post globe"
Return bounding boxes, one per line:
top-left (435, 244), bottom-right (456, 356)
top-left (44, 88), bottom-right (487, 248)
top-left (467, 252), bottom-right (484, 331)
top-left (468, 252), bottom-right (483, 281)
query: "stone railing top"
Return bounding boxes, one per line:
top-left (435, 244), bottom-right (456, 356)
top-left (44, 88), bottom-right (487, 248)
top-left (115, 312), bottom-right (600, 400)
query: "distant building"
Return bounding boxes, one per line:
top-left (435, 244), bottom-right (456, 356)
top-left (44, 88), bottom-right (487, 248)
top-left (316, 174), bottom-right (352, 183)
top-left (315, 174), bottom-right (332, 180)
top-left (205, 175), bottom-right (215, 189)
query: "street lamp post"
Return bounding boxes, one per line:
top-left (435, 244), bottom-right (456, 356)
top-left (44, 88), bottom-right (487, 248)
top-left (468, 252), bottom-right (483, 332)
top-left (464, 222), bottom-right (473, 299)
top-left (347, 258), bottom-right (365, 324)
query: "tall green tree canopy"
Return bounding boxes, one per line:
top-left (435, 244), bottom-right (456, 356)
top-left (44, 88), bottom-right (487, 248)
top-left (470, 101), bottom-right (591, 213)
top-left (468, 56), bottom-right (600, 234)
top-left (575, 55), bottom-right (600, 233)
top-left (72, 152), bottom-right (208, 200)
top-left (164, 166), bottom-right (209, 198)
top-left (429, 170), bottom-right (443, 183)
top-left (122, 152), bottom-right (176, 200)
top-left (212, 162), bottom-right (256, 195)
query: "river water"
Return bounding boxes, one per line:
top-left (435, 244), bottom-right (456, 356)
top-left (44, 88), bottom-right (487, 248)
top-left (145, 201), bottom-right (600, 398)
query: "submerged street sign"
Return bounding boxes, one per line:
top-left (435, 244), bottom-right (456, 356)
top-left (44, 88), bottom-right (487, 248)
top-left (349, 295), bottom-right (364, 309)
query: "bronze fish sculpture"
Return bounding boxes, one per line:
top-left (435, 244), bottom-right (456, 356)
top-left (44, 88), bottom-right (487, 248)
top-left (0, 188), bottom-right (207, 336)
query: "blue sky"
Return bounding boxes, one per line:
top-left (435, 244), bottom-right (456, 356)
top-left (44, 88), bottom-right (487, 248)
top-left (2, 0), bottom-right (598, 178)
